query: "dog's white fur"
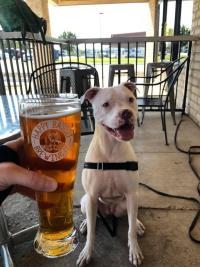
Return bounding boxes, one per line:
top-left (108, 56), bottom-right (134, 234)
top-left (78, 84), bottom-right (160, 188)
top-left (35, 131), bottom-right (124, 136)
top-left (77, 82), bottom-right (144, 267)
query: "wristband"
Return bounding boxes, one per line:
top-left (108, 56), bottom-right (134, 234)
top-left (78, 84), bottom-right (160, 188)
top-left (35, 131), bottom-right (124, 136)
top-left (0, 145), bottom-right (19, 204)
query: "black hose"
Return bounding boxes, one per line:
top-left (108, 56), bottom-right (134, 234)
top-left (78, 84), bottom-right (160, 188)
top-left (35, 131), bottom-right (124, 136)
top-left (140, 114), bottom-right (200, 243)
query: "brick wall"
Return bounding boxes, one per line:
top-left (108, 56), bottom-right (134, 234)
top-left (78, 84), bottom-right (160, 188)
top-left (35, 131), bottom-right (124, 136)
top-left (187, 0), bottom-right (200, 126)
top-left (176, 66), bottom-right (187, 109)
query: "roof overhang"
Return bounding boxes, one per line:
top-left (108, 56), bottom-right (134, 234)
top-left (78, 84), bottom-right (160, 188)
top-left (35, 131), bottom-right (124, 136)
top-left (50, 0), bottom-right (148, 6)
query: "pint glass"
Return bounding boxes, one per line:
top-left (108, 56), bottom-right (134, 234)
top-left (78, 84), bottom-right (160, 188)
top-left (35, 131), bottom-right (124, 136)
top-left (19, 96), bottom-right (81, 258)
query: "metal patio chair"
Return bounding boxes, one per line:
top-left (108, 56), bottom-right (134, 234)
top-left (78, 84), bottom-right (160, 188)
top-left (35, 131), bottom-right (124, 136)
top-left (27, 61), bottom-right (100, 135)
top-left (128, 57), bottom-right (188, 145)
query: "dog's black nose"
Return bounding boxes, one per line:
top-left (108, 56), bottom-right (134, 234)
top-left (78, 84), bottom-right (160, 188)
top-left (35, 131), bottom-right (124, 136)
top-left (121, 109), bottom-right (132, 120)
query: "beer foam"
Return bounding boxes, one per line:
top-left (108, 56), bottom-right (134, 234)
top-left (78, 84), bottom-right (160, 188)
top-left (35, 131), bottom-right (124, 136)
top-left (21, 106), bottom-right (80, 119)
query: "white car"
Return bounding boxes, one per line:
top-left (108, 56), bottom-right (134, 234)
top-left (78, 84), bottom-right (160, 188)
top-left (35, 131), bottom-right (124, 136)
top-left (22, 51), bottom-right (32, 61)
top-left (0, 49), bottom-right (10, 60)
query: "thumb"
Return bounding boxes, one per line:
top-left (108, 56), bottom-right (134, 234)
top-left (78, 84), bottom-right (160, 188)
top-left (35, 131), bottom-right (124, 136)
top-left (0, 162), bottom-right (57, 192)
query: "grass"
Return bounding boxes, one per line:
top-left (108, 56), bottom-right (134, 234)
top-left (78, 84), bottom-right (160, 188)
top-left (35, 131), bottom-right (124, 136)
top-left (56, 53), bottom-right (187, 65)
top-left (56, 57), bottom-right (145, 65)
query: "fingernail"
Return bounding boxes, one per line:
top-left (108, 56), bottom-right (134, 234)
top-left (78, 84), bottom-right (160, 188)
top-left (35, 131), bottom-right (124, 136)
top-left (44, 177), bottom-right (58, 191)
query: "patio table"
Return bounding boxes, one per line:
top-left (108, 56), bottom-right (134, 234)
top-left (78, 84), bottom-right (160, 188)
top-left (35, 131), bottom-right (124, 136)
top-left (0, 93), bottom-right (95, 145)
top-left (0, 95), bottom-right (21, 144)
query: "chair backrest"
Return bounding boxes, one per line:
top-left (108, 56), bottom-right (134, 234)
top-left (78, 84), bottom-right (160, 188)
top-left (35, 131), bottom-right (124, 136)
top-left (132, 57), bottom-right (188, 102)
top-left (27, 62), bottom-right (100, 97)
top-left (144, 57), bottom-right (184, 80)
top-left (161, 57), bottom-right (188, 103)
top-left (27, 62), bottom-right (100, 135)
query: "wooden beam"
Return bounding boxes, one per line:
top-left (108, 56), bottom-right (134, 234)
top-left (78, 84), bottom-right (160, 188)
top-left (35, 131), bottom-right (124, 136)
top-left (1, 31), bottom-right (199, 43)
top-left (51, 0), bottom-right (148, 6)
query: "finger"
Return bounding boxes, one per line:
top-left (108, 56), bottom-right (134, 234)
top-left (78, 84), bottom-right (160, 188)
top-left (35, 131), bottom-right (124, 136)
top-left (0, 162), bottom-right (57, 192)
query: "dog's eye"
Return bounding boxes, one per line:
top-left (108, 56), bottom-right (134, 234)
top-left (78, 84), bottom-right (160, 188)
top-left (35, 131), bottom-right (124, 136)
top-left (102, 102), bottom-right (109, 108)
top-left (129, 97), bottom-right (134, 103)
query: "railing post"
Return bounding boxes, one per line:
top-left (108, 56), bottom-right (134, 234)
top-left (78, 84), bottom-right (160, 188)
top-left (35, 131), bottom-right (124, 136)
top-left (117, 42), bottom-right (121, 84)
top-left (0, 64), bottom-right (6, 95)
top-left (172, 0), bottom-right (182, 61)
top-left (182, 41), bottom-right (192, 115)
top-left (160, 0), bottom-right (168, 60)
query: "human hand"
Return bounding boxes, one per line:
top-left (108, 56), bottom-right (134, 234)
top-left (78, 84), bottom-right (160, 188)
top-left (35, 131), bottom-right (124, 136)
top-left (0, 138), bottom-right (57, 198)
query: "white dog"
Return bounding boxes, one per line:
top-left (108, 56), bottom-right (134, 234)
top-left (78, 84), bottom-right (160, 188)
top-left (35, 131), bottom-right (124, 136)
top-left (77, 82), bottom-right (144, 267)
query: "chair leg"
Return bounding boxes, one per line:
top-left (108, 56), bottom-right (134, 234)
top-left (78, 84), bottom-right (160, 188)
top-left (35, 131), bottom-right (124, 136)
top-left (163, 109), bottom-right (169, 145)
top-left (169, 91), bottom-right (176, 125)
top-left (137, 111), bottom-right (140, 127)
top-left (160, 109), bottom-right (164, 131)
top-left (137, 117), bottom-right (140, 127)
top-left (170, 109), bottom-right (176, 125)
top-left (0, 207), bottom-right (16, 267)
top-left (91, 117), bottom-right (95, 131)
top-left (0, 244), bottom-right (16, 267)
top-left (141, 107), bottom-right (145, 125)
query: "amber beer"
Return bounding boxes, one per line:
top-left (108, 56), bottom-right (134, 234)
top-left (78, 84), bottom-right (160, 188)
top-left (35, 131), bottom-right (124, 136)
top-left (19, 97), bottom-right (81, 258)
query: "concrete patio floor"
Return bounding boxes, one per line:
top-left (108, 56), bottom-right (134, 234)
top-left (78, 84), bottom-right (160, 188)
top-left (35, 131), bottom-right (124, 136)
top-left (1, 112), bottom-right (200, 267)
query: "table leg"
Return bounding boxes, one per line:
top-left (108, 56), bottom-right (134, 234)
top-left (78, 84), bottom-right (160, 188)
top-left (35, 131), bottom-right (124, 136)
top-left (0, 207), bottom-right (16, 267)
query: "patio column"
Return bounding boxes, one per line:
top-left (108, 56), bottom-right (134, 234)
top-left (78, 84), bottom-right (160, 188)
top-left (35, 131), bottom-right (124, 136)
top-left (145, 0), bottom-right (158, 64)
top-left (148, 0), bottom-right (158, 36)
top-left (148, 0), bottom-right (159, 62)
top-left (26, 0), bottom-right (51, 36)
top-left (25, 0), bottom-right (54, 72)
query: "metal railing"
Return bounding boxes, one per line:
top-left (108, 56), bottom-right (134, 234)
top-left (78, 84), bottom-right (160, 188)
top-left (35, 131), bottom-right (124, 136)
top-left (55, 35), bottom-right (194, 87)
top-left (0, 32), bottom-right (198, 111)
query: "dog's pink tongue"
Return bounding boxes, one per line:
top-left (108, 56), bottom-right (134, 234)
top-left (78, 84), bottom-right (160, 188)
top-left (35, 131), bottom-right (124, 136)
top-left (116, 128), bottom-right (134, 141)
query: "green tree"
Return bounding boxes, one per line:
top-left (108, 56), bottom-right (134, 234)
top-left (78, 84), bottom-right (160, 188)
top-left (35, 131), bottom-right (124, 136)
top-left (165, 24), bottom-right (190, 36)
top-left (180, 25), bottom-right (190, 35)
top-left (58, 31), bottom-right (76, 40)
top-left (58, 31), bottom-right (76, 55)
top-left (163, 24), bottom-right (191, 55)
top-left (165, 26), bottom-right (173, 36)
top-left (180, 25), bottom-right (191, 50)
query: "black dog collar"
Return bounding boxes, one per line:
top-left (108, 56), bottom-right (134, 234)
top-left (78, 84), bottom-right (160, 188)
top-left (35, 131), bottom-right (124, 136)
top-left (84, 161), bottom-right (138, 171)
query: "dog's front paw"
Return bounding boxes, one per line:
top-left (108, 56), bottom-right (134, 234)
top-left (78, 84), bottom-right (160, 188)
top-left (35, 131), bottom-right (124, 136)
top-left (128, 242), bottom-right (144, 266)
top-left (76, 245), bottom-right (92, 267)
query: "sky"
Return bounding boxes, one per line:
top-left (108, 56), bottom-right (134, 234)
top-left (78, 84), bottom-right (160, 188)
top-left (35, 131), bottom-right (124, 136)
top-left (49, 3), bottom-right (151, 38)
top-left (48, 2), bottom-right (193, 39)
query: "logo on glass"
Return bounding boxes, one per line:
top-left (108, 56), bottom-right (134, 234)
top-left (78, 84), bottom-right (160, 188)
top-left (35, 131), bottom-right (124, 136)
top-left (31, 120), bottom-right (73, 162)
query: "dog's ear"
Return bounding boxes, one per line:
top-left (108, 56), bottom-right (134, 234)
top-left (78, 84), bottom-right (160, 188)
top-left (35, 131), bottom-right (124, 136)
top-left (81, 87), bottom-right (100, 104)
top-left (123, 82), bottom-right (137, 98)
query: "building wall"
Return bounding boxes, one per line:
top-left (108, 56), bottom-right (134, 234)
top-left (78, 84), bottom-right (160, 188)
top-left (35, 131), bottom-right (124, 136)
top-left (51, 0), bottom-right (148, 6)
top-left (188, 0), bottom-right (200, 125)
